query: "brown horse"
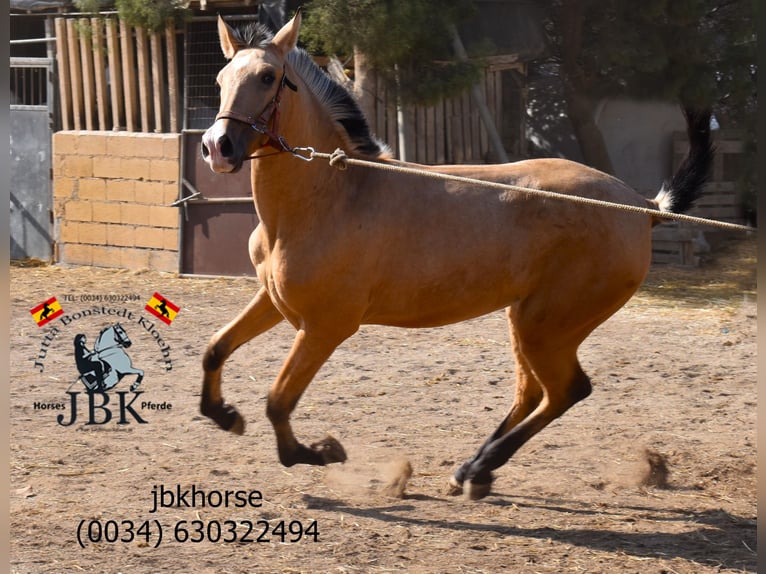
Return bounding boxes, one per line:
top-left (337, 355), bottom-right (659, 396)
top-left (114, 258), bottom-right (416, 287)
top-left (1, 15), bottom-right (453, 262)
top-left (200, 11), bottom-right (713, 500)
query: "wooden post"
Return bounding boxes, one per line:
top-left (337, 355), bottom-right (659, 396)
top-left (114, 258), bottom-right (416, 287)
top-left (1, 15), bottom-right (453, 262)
top-left (105, 19), bottom-right (124, 130)
top-left (150, 30), bottom-right (165, 132)
top-left (461, 92), bottom-right (472, 161)
top-left (54, 18), bottom-right (72, 130)
top-left (78, 18), bottom-right (96, 131)
top-left (479, 73), bottom-right (490, 158)
top-left (165, 20), bottom-right (179, 133)
top-left (120, 19), bottom-right (137, 132)
top-left (65, 18), bottom-right (83, 130)
top-left (448, 97), bottom-right (464, 164)
top-left (426, 105), bottom-right (437, 165)
top-left (401, 105), bottom-right (416, 162)
top-left (434, 101), bottom-right (446, 165)
top-left (416, 105), bottom-right (426, 163)
top-left (91, 18), bottom-right (109, 130)
top-left (451, 27), bottom-right (508, 163)
top-left (135, 26), bottom-right (152, 132)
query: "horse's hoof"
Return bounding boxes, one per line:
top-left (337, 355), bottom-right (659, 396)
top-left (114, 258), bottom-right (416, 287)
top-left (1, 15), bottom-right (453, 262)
top-left (310, 435), bottom-right (347, 464)
top-left (203, 403), bottom-right (246, 435)
top-left (464, 479), bottom-right (492, 501)
top-left (446, 475), bottom-right (464, 496)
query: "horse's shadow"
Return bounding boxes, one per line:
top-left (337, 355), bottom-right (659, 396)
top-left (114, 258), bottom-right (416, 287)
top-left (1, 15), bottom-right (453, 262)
top-left (302, 492), bottom-right (756, 571)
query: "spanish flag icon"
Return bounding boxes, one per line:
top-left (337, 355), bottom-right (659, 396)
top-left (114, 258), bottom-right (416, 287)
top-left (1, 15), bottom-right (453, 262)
top-left (145, 292), bottom-right (180, 325)
top-left (30, 297), bottom-right (64, 327)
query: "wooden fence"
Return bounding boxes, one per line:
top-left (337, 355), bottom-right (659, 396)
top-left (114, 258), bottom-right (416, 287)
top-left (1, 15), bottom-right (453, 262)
top-left (53, 14), bottom-right (524, 163)
top-left (54, 17), bottom-right (179, 133)
top-left (365, 58), bottom-right (525, 164)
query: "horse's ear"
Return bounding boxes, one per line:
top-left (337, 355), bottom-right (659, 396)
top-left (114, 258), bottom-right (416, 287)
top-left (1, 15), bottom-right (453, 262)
top-left (218, 15), bottom-right (242, 59)
top-left (271, 8), bottom-right (301, 56)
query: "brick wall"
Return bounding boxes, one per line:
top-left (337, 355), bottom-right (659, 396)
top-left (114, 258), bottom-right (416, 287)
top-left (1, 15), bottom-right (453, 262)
top-left (52, 131), bottom-right (180, 272)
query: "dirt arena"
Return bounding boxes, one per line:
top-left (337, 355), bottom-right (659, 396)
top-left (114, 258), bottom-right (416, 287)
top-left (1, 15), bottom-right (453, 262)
top-left (9, 237), bottom-right (756, 573)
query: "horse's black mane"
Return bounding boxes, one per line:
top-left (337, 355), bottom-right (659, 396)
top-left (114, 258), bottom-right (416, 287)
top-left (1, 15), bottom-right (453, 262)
top-left (286, 49), bottom-right (389, 158)
top-left (233, 23), bottom-right (389, 159)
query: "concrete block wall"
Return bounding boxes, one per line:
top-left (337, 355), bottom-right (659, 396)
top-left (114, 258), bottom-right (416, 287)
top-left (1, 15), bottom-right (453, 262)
top-left (52, 131), bottom-right (180, 272)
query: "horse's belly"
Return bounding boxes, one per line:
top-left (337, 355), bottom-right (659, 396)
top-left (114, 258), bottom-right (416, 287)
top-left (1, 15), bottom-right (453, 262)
top-left (362, 274), bottom-right (519, 328)
top-left (364, 303), bottom-right (509, 329)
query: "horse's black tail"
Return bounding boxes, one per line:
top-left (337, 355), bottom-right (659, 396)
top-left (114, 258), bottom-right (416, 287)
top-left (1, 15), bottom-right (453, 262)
top-left (652, 107), bottom-right (714, 219)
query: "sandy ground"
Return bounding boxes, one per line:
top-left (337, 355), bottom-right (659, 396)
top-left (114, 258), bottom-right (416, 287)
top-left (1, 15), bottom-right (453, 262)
top-left (9, 237), bottom-right (756, 573)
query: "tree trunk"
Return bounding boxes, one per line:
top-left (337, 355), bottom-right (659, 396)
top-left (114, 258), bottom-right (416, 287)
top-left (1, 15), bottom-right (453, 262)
top-left (563, 82), bottom-right (614, 174)
top-left (558, 0), bottom-right (615, 174)
top-left (353, 47), bottom-right (377, 126)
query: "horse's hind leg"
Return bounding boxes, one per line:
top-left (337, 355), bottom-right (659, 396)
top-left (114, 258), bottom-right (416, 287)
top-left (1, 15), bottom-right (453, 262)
top-left (201, 286), bottom-right (284, 434)
top-left (452, 290), bottom-right (604, 500)
top-left (129, 369), bottom-right (144, 391)
top-left (462, 339), bottom-right (592, 500)
top-left (448, 311), bottom-right (543, 496)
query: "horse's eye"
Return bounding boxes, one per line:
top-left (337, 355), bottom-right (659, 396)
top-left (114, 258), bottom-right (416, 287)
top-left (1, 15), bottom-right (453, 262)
top-left (262, 73), bottom-right (275, 86)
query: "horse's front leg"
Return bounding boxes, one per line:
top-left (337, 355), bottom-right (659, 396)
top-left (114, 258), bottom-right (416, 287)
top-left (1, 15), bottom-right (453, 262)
top-left (201, 286), bottom-right (284, 434)
top-left (266, 327), bottom-right (351, 467)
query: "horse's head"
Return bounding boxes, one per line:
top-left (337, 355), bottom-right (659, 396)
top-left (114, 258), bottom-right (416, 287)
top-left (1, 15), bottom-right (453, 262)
top-left (98, 323), bottom-right (132, 350)
top-left (201, 11), bottom-right (302, 173)
top-left (113, 323), bottom-right (132, 348)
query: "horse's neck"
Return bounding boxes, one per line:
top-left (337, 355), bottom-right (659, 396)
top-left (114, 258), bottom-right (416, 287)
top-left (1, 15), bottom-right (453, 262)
top-left (251, 88), bottom-right (350, 233)
top-left (94, 330), bottom-right (110, 350)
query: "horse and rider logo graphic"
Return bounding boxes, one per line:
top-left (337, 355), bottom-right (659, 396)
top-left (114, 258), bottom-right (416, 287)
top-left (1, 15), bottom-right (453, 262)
top-left (73, 323), bottom-right (144, 392)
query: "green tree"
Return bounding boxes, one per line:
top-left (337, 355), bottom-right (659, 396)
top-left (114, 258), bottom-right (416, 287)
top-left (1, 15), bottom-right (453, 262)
top-left (74, 0), bottom-right (189, 31)
top-left (530, 0), bottom-right (756, 186)
top-left (300, 0), bottom-right (481, 106)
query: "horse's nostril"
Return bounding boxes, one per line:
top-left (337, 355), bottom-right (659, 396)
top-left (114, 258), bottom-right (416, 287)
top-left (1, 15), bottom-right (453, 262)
top-left (218, 135), bottom-right (233, 158)
top-left (201, 141), bottom-right (210, 159)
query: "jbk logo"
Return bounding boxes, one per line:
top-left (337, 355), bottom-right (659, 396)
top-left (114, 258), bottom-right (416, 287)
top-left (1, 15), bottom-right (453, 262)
top-left (56, 390), bottom-right (148, 427)
top-left (30, 301), bottom-right (177, 428)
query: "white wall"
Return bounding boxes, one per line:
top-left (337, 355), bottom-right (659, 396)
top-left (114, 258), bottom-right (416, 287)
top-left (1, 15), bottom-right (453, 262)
top-left (595, 98), bottom-right (687, 196)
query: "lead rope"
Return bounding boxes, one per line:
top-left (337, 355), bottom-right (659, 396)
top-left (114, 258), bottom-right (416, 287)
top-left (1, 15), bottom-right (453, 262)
top-left (302, 148), bottom-right (754, 233)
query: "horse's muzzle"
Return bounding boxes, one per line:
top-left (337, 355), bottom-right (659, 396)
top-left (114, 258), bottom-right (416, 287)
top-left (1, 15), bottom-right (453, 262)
top-left (201, 123), bottom-right (244, 173)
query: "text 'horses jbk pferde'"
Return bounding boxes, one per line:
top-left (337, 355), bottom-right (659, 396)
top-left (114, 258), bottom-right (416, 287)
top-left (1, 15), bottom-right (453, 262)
top-left (199, 11), bottom-right (713, 500)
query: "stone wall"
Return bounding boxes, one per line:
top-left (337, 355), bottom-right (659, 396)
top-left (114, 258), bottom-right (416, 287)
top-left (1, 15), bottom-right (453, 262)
top-left (52, 131), bottom-right (180, 272)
